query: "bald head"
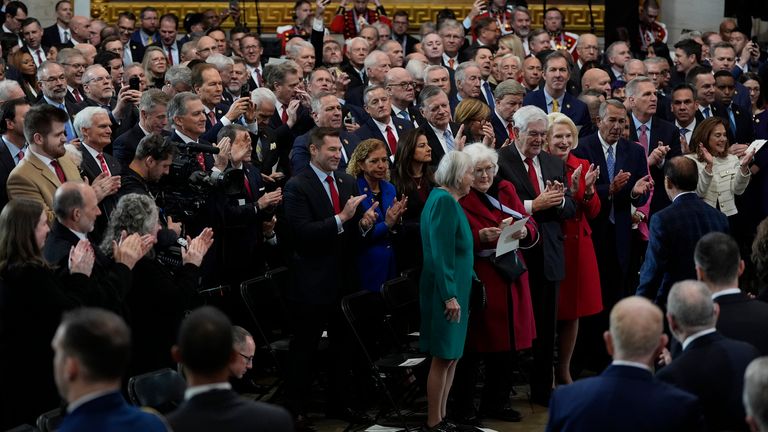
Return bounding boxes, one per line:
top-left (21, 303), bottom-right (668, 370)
top-left (667, 280), bottom-right (718, 341)
top-left (607, 297), bottom-right (666, 363)
top-left (582, 68), bottom-right (612, 97)
top-left (196, 36), bottom-right (217, 60)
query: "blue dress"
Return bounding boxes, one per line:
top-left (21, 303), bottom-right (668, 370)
top-left (419, 188), bottom-right (474, 359)
top-left (357, 176), bottom-right (398, 292)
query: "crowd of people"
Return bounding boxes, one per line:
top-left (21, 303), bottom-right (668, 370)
top-left (1, 0), bottom-right (768, 430)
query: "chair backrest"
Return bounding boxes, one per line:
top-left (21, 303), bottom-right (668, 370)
top-left (341, 290), bottom-right (400, 365)
top-left (127, 368), bottom-right (186, 414)
top-left (239, 266), bottom-right (291, 347)
top-left (35, 408), bottom-right (63, 432)
top-left (381, 276), bottom-right (420, 347)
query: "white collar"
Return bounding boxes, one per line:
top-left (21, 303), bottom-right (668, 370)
top-left (66, 226), bottom-right (88, 241)
top-left (672, 190), bottom-right (697, 202)
top-left (611, 360), bottom-right (652, 372)
top-left (372, 116), bottom-right (394, 133)
top-left (675, 118), bottom-right (696, 131)
top-left (82, 142), bottom-right (104, 160)
top-left (597, 131), bottom-right (617, 151)
top-left (711, 287), bottom-right (741, 299)
top-left (184, 382), bottom-right (231, 400)
top-left (681, 328), bottom-right (717, 351)
top-left (28, 148), bottom-right (55, 166)
top-left (175, 129), bottom-right (198, 144)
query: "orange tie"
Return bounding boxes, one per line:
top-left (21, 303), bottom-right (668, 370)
top-left (448, 58), bottom-right (455, 69)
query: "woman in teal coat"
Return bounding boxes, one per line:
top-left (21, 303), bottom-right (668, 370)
top-left (420, 150), bottom-right (476, 431)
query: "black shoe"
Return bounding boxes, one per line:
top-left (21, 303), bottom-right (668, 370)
top-left (423, 420), bottom-right (457, 432)
top-left (481, 406), bottom-right (523, 422)
top-left (325, 407), bottom-right (374, 424)
top-left (293, 414), bottom-right (317, 432)
top-left (448, 411), bottom-right (482, 427)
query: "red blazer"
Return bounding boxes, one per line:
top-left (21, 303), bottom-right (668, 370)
top-left (329, 8), bottom-right (391, 39)
top-left (460, 179), bottom-right (537, 352)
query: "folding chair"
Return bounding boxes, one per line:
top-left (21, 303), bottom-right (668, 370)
top-left (35, 408), bottom-right (63, 432)
top-left (127, 368), bottom-right (186, 414)
top-left (381, 275), bottom-right (420, 351)
top-left (341, 290), bottom-right (428, 431)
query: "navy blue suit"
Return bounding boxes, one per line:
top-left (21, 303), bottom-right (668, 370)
top-left (354, 115), bottom-right (413, 159)
top-left (201, 103), bottom-right (230, 144)
top-left (290, 128), bottom-right (359, 175)
top-left (547, 364), bottom-right (704, 432)
top-left (112, 124), bottom-right (147, 168)
top-left (168, 389), bottom-right (293, 432)
top-left (657, 332), bottom-right (759, 432)
top-left (636, 193), bottom-right (729, 307)
top-left (523, 89), bottom-right (591, 128)
top-left (628, 116), bottom-right (682, 216)
top-left (490, 110), bottom-right (512, 149)
top-left (59, 391), bottom-right (167, 432)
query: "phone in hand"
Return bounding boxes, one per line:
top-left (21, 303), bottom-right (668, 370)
top-left (240, 84), bottom-right (250, 98)
top-left (128, 76), bottom-right (140, 91)
top-left (343, 112), bottom-right (356, 125)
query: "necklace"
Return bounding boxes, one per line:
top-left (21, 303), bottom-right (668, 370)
top-left (412, 175), bottom-right (424, 189)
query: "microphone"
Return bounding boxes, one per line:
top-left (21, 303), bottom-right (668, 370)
top-left (178, 141), bottom-right (220, 154)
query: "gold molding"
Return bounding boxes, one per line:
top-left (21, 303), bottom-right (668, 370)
top-left (92, 2), bottom-right (605, 35)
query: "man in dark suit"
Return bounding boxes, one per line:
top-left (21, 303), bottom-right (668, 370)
top-left (0, 98), bottom-right (28, 211)
top-left (283, 127), bottom-right (377, 428)
top-left (391, 11), bottom-right (419, 55)
top-left (130, 7), bottom-right (158, 48)
top-left (490, 79), bottom-right (525, 148)
top-left (192, 63), bottom-right (253, 144)
top-left (53, 308), bottom-right (168, 432)
top-left (418, 85), bottom-right (460, 167)
top-left (158, 14), bottom-right (184, 66)
top-left (497, 105), bottom-right (576, 406)
top-left (694, 232), bottom-right (768, 355)
top-left (266, 61), bottom-right (314, 174)
top-left (658, 280), bottom-right (759, 432)
top-left (168, 306), bottom-right (294, 432)
top-left (386, 67), bottom-right (422, 127)
top-left (291, 92), bottom-right (360, 175)
top-left (36, 61), bottom-right (80, 142)
top-left (355, 85), bottom-right (412, 160)
top-left (113, 88), bottom-right (169, 167)
top-left (117, 12), bottom-right (145, 65)
top-left (523, 51), bottom-right (591, 129)
top-left (714, 70), bottom-right (754, 144)
top-left (547, 296), bottom-right (704, 432)
top-left (689, 65), bottom-right (722, 125)
top-left (637, 157), bottom-right (730, 308)
top-left (21, 18), bottom-right (50, 68)
top-left (627, 77), bottom-right (682, 216)
top-left (43, 0), bottom-right (74, 48)
top-left (80, 64), bottom-right (142, 144)
top-left (341, 37), bottom-right (369, 91)
top-left (573, 100), bottom-right (652, 304)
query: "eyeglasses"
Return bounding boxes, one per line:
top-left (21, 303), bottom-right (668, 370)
top-left (390, 81), bottom-right (415, 89)
top-left (238, 352), bottom-right (254, 364)
top-left (61, 63), bottom-right (86, 69)
top-left (42, 74), bottom-right (66, 83)
top-left (85, 76), bottom-right (110, 84)
top-left (474, 165), bottom-right (496, 177)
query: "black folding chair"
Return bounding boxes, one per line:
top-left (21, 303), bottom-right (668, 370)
top-left (381, 275), bottom-right (420, 351)
top-left (35, 408), bottom-right (62, 432)
top-left (341, 290), bottom-right (428, 431)
top-left (127, 368), bottom-right (186, 414)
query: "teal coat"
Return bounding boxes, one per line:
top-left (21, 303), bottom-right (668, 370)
top-left (419, 188), bottom-right (474, 359)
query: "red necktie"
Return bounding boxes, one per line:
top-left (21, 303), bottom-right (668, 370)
top-left (17, 149), bottom-right (23, 161)
top-left (197, 153), bottom-right (206, 170)
top-left (281, 107), bottom-right (288, 124)
top-left (50, 159), bottom-right (66, 183)
top-left (385, 125), bottom-right (397, 155)
top-left (448, 58), bottom-right (455, 69)
top-left (507, 124), bottom-right (516, 141)
top-left (524, 157), bottom-right (541, 196)
top-left (166, 46), bottom-right (174, 65)
top-left (326, 175), bottom-right (340, 214)
top-left (243, 173), bottom-right (253, 200)
top-left (208, 111), bottom-right (217, 127)
top-left (35, 49), bottom-right (43, 65)
top-left (72, 88), bottom-right (82, 103)
top-left (96, 153), bottom-right (110, 175)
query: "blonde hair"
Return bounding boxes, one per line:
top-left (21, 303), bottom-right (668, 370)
top-left (545, 112), bottom-right (579, 152)
top-left (347, 138), bottom-right (389, 179)
top-left (497, 34), bottom-right (526, 59)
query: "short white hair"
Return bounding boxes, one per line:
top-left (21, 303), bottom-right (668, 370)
top-left (405, 60), bottom-right (427, 81)
top-left (513, 105), bottom-right (548, 134)
top-left (73, 106), bottom-right (110, 139)
top-left (345, 37), bottom-right (369, 51)
top-left (434, 150), bottom-right (473, 190)
top-left (744, 357), bottom-right (768, 432)
top-left (286, 40), bottom-right (313, 59)
top-left (364, 51), bottom-right (388, 71)
top-left (462, 143), bottom-right (499, 176)
top-left (206, 53), bottom-right (234, 71)
top-left (250, 87), bottom-right (277, 107)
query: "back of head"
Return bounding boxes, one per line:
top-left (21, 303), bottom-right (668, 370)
top-left (664, 156), bottom-right (698, 192)
top-left (667, 280), bottom-right (717, 335)
top-left (177, 306), bottom-right (234, 376)
top-left (744, 357), bottom-right (768, 432)
top-left (58, 307), bottom-right (131, 382)
top-left (53, 182), bottom-right (85, 222)
top-left (0, 198), bottom-right (45, 272)
top-left (694, 232), bottom-right (741, 287)
top-left (609, 296), bottom-right (664, 362)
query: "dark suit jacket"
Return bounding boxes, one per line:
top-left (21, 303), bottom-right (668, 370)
top-left (250, 126), bottom-right (281, 177)
top-left (169, 131), bottom-right (215, 172)
top-left (340, 62), bottom-right (367, 90)
top-left (112, 123), bottom-right (147, 167)
top-left (353, 115), bottom-right (414, 159)
top-left (290, 127), bottom-right (360, 175)
top-left (546, 365), bottom-right (704, 432)
top-left (420, 122), bottom-right (460, 167)
top-left (267, 103), bottom-right (314, 174)
top-left (490, 110), bottom-right (512, 148)
top-left (80, 147), bottom-right (122, 241)
top-left (42, 24), bottom-right (73, 48)
top-left (168, 389), bottom-right (293, 432)
top-left (59, 391), bottom-right (166, 432)
top-left (523, 89), bottom-right (591, 127)
top-left (572, 134), bottom-right (650, 270)
top-left (657, 332), bottom-right (759, 432)
top-left (636, 193), bottom-right (730, 306)
top-left (201, 102), bottom-right (230, 143)
top-left (395, 34), bottom-right (420, 55)
top-left (345, 84), bottom-right (365, 109)
top-left (0, 138), bottom-right (19, 210)
top-left (715, 291), bottom-right (768, 355)
top-left (628, 115), bottom-right (682, 216)
top-left (283, 167), bottom-right (365, 304)
top-left (129, 40), bottom-right (146, 63)
top-left (497, 145), bottom-right (576, 281)
top-left (704, 102), bottom-right (755, 144)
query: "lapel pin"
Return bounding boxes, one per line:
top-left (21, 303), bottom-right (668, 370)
top-left (397, 124), bottom-right (403, 130)
top-left (566, 103), bottom-right (571, 109)
top-left (344, 139), bottom-right (349, 144)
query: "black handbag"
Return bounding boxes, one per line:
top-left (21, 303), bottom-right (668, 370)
top-left (470, 277), bottom-right (487, 311)
top-left (491, 251), bottom-right (527, 283)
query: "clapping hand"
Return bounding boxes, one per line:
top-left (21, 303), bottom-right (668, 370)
top-left (631, 175), bottom-right (653, 197)
top-left (69, 239), bottom-right (95, 277)
top-left (569, 164), bottom-right (583, 195)
top-left (360, 201), bottom-right (379, 230)
top-left (584, 164), bottom-right (599, 194)
top-left (112, 231), bottom-right (150, 270)
top-left (384, 195), bottom-right (408, 228)
top-left (213, 136), bottom-right (232, 171)
top-left (698, 144), bottom-right (714, 171)
top-left (480, 121), bottom-right (495, 148)
top-left (454, 124), bottom-right (467, 151)
top-left (647, 141), bottom-right (669, 166)
top-left (91, 171), bottom-right (121, 202)
top-left (739, 147), bottom-right (755, 174)
top-left (181, 228), bottom-right (214, 267)
top-left (608, 170), bottom-right (631, 195)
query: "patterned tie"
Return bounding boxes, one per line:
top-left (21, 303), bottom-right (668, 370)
top-left (281, 107), bottom-right (288, 124)
top-left (639, 124), bottom-right (649, 154)
top-left (35, 49), bottom-right (43, 65)
top-left (72, 88), bottom-right (83, 103)
top-left (326, 175), bottom-right (340, 214)
top-left (552, 98), bottom-right (560, 113)
top-left (448, 58), bottom-right (455, 69)
top-left (208, 110), bottom-right (217, 127)
top-left (63, 30), bottom-right (70, 43)
top-left (703, 106), bottom-right (711, 118)
top-left (17, 149), bottom-right (23, 162)
top-left (254, 68), bottom-right (263, 87)
top-left (606, 145), bottom-right (616, 223)
top-left (679, 127), bottom-right (689, 138)
top-left (385, 125), bottom-right (397, 155)
top-left (398, 110), bottom-right (411, 123)
top-left (50, 159), bottom-right (66, 183)
top-left (483, 81), bottom-right (495, 106)
top-left (96, 153), bottom-right (110, 175)
top-left (726, 105), bottom-right (737, 136)
top-left (524, 157), bottom-right (541, 195)
top-left (196, 152), bottom-right (206, 170)
top-left (147, 35), bottom-right (153, 45)
top-left (443, 129), bottom-right (455, 151)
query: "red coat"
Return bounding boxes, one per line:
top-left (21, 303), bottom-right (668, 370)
top-left (460, 180), bottom-right (537, 352)
top-left (558, 153), bottom-right (603, 320)
top-left (329, 8), bottom-right (391, 39)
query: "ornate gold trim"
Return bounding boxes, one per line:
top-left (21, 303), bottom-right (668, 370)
top-left (93, 2), bottom-right (605, 35)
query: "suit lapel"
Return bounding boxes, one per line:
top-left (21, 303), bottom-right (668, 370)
top-left (507, 145), bottom-right (537, 197)
top-left (27, 152), bottom-right (61, 187)
top-left (615, 139), bottom-right (629, 175)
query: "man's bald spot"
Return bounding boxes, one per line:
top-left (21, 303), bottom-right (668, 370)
top-left (582, 68), bottom-right (610, 89)
top-left (610, 296), bottom-right (664, 359)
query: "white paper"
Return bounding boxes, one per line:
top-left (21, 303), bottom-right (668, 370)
top-left (496, 217), bottom-right (529, 256)
top-left (398, 357), bottom-right (426, 367)
top-left (407, 331), bottom-right (420, 337)
top-left (748, 139), bottom-right (767, 154)
top-left (364, 425), bottom-right (402, 432)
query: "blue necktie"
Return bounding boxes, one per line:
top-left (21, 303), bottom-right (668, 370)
top-left (703, 106), bottom-right (711, 118)
top-left (679, 127), bottom-right (688, 137)
top-left (483, 81), bottom-right (495, 106)
top-left (399, 110), bottom-right (411, 122)
top-left (726, 105), bottom-right (737, 136)
top-left (444, 129), bottom-right (455, 151)
top-left (607, 145), bottom-right (616, 223)
top-left (58, 104), bottom-right (75, 141)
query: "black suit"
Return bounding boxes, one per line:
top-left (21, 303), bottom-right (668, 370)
top-left (490, 110), bottom-right (512, 149)
top-left (354, 116), bottom-right (414, 159)
top-left (169, 131), bottom-right (215, 171)
top-left (657, 332), bottom-right (759, 432)
top-left (80, 146), bottom-right (122, 242)
top-left (112, 124), bottom-right (147, 167)
top-left (393, 34), bottom-right (419, 55)
top-left (497, 145), bottom-right (576, 403)
top-left (168, 389), bottom-right (293, 432)
top-left (715, 291), bottom-right (768, 355)
top-left (78, 97), bottom-right (140, 145)
top-left (42, 24), bottom-right (73, 48)
top-left (421, 122), bottom-right (460, 166)
top-left (0, 138), bottom-right (20, 211)
top-left (340, 62), bottom-right (367, 90)
top-left (267, 104), bottom-right (314, 175)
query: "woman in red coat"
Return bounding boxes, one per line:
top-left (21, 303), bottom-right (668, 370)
top-left (452, 143), bottom-right (538, 423)
top-left (545, 112), bottom-right (602, 384)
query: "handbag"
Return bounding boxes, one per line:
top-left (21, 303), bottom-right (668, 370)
top-left (470, 277), bottom-right (487, 311)
top-left (491, 250), bottom-right (527, 283)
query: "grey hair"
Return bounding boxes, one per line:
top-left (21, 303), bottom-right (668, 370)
top-left (217, 123), bottom-right (248, 143)
top-left (364, 51), bottom-right (388, 71)
top-left (167, 92), bottom-right (201, 128)
top-left (250, 87), bottom-right (277, 107)
top-left (345, 37), bottom-right (369, 51)
top-left (165, 65), bottom-right (192, 87)
top-left (744, 357), bottom-right (768, 431)
top-left (100, 193), bottom-right (159, 256)
top-left (419, 84), bottom-right (446, 107)
top-left (372, 21), bottom-right (390, 35)
top-left (206, 53), bottom-right (234, 71)
top-left (82, 64), bottom-right (108, 85)
top-left (424, 65), bottom-right (448, 80)
top-left (52, 182), bottom-right (85, 221)
top-left (455, 61), bottom-right (479, 83)
top-left (286, 40), bottom-right (313, 59)
top-left (56, 48), bottom-right (84, 66)
top-left (363, 84), bottom-right (387, 106)
top-left (623, 59), bottom-right (647, 76)
top-left (643, 56), bottom-right (667, 68)
top-left (598, 99), bottom-right (627, 118)
top-left (139, 88), bottom-right (170, 112)
top-left (37, 61), bottom-right (61, 81)
top-left (494, 79), bottom-right (525, 100)
top-left (605, 41), bottom-right (630, 60)
top-left (512, 105), bottom-right (548, 134)
top-left (512, 5), bottom-right (530, 17)
top-left (434, 150), bottom-right (473, 190)
top-left (405, 60), bottom-right (427, 81)
top-left (264, 60), bottom-right (299, 88)
top-left (310, 91), bottom-right (337, 114)
top-left (360, 24), bottom-right (379, 40)
top-left (73, 106), bottom-right (110, 139)
top-left (462, 143), bottom-right (499, 176)
top-left (667, 280), bottom-right (717, 334)
top-left (498, 53), bottom-right (522, 68)
top-left (232, 325), bottom-right (253, 348)
top-left (625, 76), bottom-right (654, 98)
top-left (437, 18), bottom-right (464, 35)
top-left (0, 80), bottom-right (22, 102)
